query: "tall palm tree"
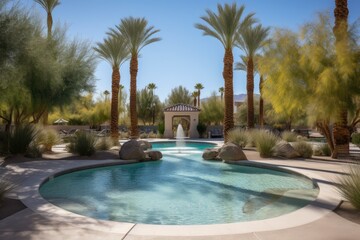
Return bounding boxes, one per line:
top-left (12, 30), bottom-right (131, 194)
top-left (94, 34), bottom-right (129, 140)
top-left (113, 17), bottom-right (161, 138)
top-left (103, 90), bottom-right (110, 102)
top-left (237, 24), bottom-right (269, 128)
top-left (259, 75), bottom-right (264, 127)
top-left (147, 83), bottom-right (157, 96)
top-left (218, 87), bottom-right (224, 101)
top-left (192, 91), bottom-right (199, 107)
top-left (194, 83), bottom-right (204, 108)
top-left (196, 3), bottom-right (255, 141)
top-left (34, 0), bottom-right (60, 38)
top-left (332, 0), bottom-right (350, 158)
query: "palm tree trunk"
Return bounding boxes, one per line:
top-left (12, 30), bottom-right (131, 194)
top-left (194, 97), bottom-right (197, 107)
top-left (197, 90), bottom-right (201, 108)
top-left (223, 48), bottom-right (234, 141)
top-left (332, 0), bottom-right (350, 158)
top-left (110, 67), bottom-right (120, 140)
top-left (47, 12), bottom-right (53, 38)
top-left (130, 54), bottom-right (139, 138)
top-left (259, 75), bottom-right (264, 128)
top-left (246, 57), bottom-right (255, 129)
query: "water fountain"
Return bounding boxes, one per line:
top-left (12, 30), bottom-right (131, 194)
top-left (176, 123), bottom-right (186, 152)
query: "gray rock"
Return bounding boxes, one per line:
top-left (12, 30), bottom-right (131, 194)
top-left (119, 140), bottom-right (146, 160)
top-left (202, 148), bottom-right (220, 160)
top-left (274, 140), bottom-right (300, 158)
top-left (145, 150), bottom-right (163, 161)
top-left (138, 140), bottom-right (152, 150)
top-left (218, 143), bottom-right (247, 161)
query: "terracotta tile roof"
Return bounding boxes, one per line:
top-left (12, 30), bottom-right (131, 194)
top-left (164, 104), bottom-right (200, 112)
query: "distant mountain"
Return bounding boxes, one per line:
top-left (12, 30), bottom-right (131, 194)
top-left (201, 93), bottom-right (260, 103)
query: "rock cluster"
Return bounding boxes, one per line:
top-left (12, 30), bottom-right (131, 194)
top-left (119, 140), bottom-right (162, 161)
top-left (202, 142), bottom-right (247, 162)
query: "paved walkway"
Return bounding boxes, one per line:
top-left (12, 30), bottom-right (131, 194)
top-left (1, 150), bottom-right (360, 239)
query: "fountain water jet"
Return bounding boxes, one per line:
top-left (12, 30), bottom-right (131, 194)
top-left (176, 124), bottom-right (185, 152)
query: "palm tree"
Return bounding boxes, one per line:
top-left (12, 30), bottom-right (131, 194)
top-left (195, 3), bottom-right (255, 141)
top-left (94, 34), bottom-right (129, 140)
top-left (237, 24), bottom-right (269, 128)
top-left (259, 75), bottom-right (264, 127)
top-left (332, 0), bottom-right (350, 158)
top-left (192, 91), bottom-right (199, 106)
top-left (194, 83), bottom-right (204, 108)
top-left (218, 87), bottom-right (224, 101)
top-left (103, 90), bottom-right (110, 102)
top-left (34, 0), bottom-right (60, 38)
top-left (147, 83), bottom-right (157, 96)
top-left (113, 17), bottom-right (161, 138)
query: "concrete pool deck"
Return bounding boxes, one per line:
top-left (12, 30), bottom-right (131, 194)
top-left (1, 143), bottom-right (360, 239)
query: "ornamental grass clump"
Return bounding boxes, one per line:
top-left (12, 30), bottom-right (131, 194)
top-left (293, 141), bottom-right (313, 158)
top-left (227, 128), bottom-right (248, 148)
top-left (36, 128), bottom-right (61, 152)
top-left (254, 130), bottom-right (278, 158)
top-left (281, 131), bottom-right (298, 142)
top-left (95, 137), bottom-right (113, 151)
top-left (337, 165), bottom-right (360, 210)
top-left (67, 132), bottom-right (96, 156)
top-left (8, 125), bottom-right (38, 155)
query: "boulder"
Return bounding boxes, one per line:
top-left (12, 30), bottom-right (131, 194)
top-left (138, 140), bottom-right (152, 150)
top-left (202, 148), bottom-right (220, 160)
top-left (218, 143), bottom-right (247, 161)
top-left (119, 140), bottom-right (146, 160)
top-left (274, 140), bottom-right (300, 158)
top-left (145, 150), bottom-right (163, 161)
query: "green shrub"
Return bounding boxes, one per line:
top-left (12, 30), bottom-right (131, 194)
top-left (352, 133), bottom-right (360, 147)
top-left (281, 131), bottom-right (298, 142)
top-left (67, 132), bottom-right (96, 156)
top-left (320, 143), bottom-right (331, 156)
top-left (293, 141), bottom-right (313, 158)
top-left (36, 128), bottom-right (61, 152)
top-left (0, 176), bottom-right (14, 206)
top-left (247, 129), bottom-right (261, 147)
top-left (158, 122), bottom-right (165, 135)
top-left (227, 128), bottom-right (248, 148)
top-left (140, 133), bottom-right (148, 139)
top-left (95, 137), bottom-right (112, 151)
top-left (9, 125), bottom-right (38, 155)
top-left (197, 122), bottom-right (207, 138)
top-left (254, 130), bottom-right (278, 158)
top-left (337, 165), bottom-right (360, 210)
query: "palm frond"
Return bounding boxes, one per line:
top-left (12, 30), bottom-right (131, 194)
top-left (237, 24), bottom-right (270, 57)
top-left (114, 17), bottom-right (161, 54)
top-left (93, 34), bottom-right (130, 67)
top-left (195, 3), bottom-right (256, 49)
top-left (34, 0), bottom-right (60, 13)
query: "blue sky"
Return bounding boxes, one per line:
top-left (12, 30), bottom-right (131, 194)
top-left (24, 0), bottom-right (360, 102)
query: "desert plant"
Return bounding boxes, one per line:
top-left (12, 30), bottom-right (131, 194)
top-left (227, 128), bottom-right (248, 148)
top-left (8, 125), bottom-right (38, 155)
top-left (197, 122), bottom-right (207, 138)
top-left (140, 133), bottom-right (148, 139)
top-left (36, 128), bottom-right (61, 152)
top-left (247, 129), bottom-right (261, 147)
top-left (95, 137), bottom-right (113, 151)
top-left (253, 130), bottom-right (278, 157)
top-left (281, 131), bottom-right (298, 142)
top-left (336, 165), bottom-right (360, 210)
top-left (352, 133), bottom-right (360, 147)
top-left (293, 141), bottom-right (313, 158)
top-left (67, 132), bottom-right (96, 156)
top-left (158, 122), bottom-right (165, 135)
top-left (320, 143), bottom-right (331, 156)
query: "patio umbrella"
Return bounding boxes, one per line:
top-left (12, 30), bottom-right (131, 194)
top-left (54, 118), bottom-right (69, 125)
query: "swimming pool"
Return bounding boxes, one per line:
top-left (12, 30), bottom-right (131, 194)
top-left (40, 141), bottom-right (319, 225)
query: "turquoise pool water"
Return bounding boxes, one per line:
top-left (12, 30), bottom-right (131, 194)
top-left (40, 141), bottom-right (319, 225)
